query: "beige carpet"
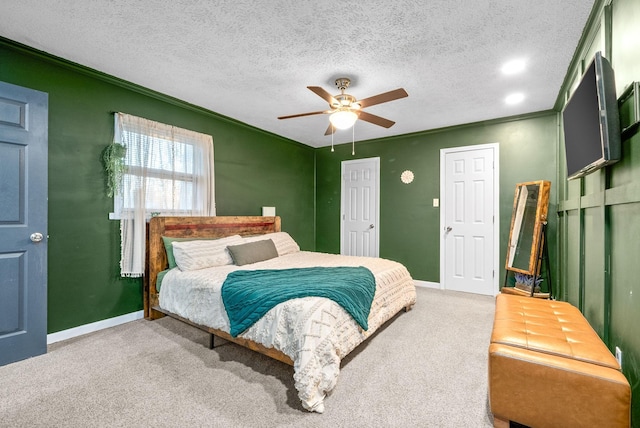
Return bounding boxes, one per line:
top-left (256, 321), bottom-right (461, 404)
top-left (0, 287), bottom-right (495, 427)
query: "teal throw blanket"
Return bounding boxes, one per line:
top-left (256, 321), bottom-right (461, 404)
top-left (221, 266), bottom-right (376, 337)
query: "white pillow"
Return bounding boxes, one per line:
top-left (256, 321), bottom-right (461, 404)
top-left (172, 235), bottom-right (244, 271)
top-left (243, 232), bottom-right (300, 256)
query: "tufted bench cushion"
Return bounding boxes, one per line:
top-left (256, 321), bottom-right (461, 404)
top-left (488, 294), bottom-right (630, 428)
top-left (491, 295), bottom-right (619, 368)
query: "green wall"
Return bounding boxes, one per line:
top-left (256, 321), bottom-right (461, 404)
top-left (3, 4), bottom-right (638, 420)
top-left (0, 39), bottom-right (315, 334)
top-left (315, 113), bottom-right (558, 285)
top-left (556, 0), bottom-right (640, 424)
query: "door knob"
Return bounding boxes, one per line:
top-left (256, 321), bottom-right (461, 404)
top-left (369, 224), bottom-right (375, 229)
top-left (445, 226), bottom-right (452, 232)
top-left (30, 232), bottom-right (44, 242)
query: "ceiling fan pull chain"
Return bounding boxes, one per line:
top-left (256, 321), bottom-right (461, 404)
top-left (331, 125), bottom-right (335, 152)
top-left (352, 122), bottom-right (355, 155)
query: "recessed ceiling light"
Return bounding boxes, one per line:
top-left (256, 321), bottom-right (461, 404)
top-left (505, 93), bottom-right (525, 105)
top-left (502, 59), bottom-right (526, 75)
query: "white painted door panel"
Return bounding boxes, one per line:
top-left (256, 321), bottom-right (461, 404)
top-left (442, 146), bottom-right (496, 295)
top-left (341, 158), bottom-right (379, 257)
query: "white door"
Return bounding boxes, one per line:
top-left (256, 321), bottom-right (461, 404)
top-left (341, 157), bottom-right (379, 257)
top-left (0, 81), bottom-right (48, 366)
top-left (440, 144), bottom-right (498, 295)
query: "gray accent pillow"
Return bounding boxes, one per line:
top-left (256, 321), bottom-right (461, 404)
top-left (227, 239), bottom-right (278, 266)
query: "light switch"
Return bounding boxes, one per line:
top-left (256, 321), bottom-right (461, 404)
top-left (433, 198), bottom-right (439, 207)
top-left (262, 206), bottom-right (276, 216)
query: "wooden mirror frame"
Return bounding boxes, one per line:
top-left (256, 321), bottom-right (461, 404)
top-left (505, 180), bottom-right (551, 275)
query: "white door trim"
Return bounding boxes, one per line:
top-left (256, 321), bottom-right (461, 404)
top-left (439, 143), bottom-right (500, 295)
top-left (340, 157), bottom-right (380, 256)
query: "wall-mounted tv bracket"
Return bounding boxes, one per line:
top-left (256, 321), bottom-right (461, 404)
top-left (619, 81), bottom-right (640, 139)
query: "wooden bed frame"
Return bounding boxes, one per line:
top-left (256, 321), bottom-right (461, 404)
top-left (144, 215), bottom-right (293, 365)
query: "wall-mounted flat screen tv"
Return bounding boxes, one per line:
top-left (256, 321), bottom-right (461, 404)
top-left (562, 51), bottom-right (621, 180)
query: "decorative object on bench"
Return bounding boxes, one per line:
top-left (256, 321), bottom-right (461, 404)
top-left (513, 272), bottom-right (543, 293)
top-left (503, 180), bottom-right (552, 298)
top-left (144, 216), bottom-right (417, 413)
top-left (488, 294), bottom-right (631, 428)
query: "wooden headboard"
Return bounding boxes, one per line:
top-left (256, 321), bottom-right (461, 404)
top-left (144, 216), bottom-right (281, 319)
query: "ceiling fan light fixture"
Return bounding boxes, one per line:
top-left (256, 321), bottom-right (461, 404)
top-left (329, 109), bottom-right (358, 129)
top-left (279, 77), bottom-right (407, 137)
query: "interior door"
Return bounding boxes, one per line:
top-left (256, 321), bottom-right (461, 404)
top-left (341, 157), bottom-right (379, 257)
top-left (0, 81), bottom-right (48, 366)
top-left (441, 144), bottom-right (497, 295)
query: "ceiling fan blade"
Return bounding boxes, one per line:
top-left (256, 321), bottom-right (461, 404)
top-left (278, 110), bottom-right (328, 120)
top-left (357, 88), bottom-right (408, 108)
top-left (324, 124), bottom-right (336, 136)
top-left (358, 111), bottom-right (396, 128)
top-left (307, 86), bottom-right (339, 106)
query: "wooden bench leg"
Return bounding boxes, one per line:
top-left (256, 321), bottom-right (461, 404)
top-left (493, 416), bottom-right (510, 428)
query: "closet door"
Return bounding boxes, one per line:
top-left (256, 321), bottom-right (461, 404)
top-left (441, 144), bottom-right (498, 296)
top-left (340, 157), bottom-right (379, 257)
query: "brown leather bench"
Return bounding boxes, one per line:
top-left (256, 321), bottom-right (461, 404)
top-left (488, 294), bottom-right (631, 428)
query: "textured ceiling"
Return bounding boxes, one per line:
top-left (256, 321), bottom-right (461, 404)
top-left (0, 1), bottom-right (594, 148)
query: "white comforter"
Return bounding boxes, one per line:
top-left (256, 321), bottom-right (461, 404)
top-left (159, 251), bottom-right (417, 412)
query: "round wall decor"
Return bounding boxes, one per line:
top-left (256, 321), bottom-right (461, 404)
top-left (401, 170), bottom-right (414, 184)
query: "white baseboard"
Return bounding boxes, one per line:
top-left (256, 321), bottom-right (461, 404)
top-left (47, 280), bottom-right (438, 344)
top-left (47, 310), bottom-right (144, 345)
top-left (414, 280), bottom-right (441, 289)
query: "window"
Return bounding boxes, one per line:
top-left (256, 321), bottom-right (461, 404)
top-left (113, 113), bottom-right (215, 277)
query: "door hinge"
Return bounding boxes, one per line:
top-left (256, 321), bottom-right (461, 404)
top-left (492, 270), bottom-right (495, 278)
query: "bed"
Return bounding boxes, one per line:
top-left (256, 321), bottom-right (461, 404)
top-left (144, 216), bottom-right (417, 413)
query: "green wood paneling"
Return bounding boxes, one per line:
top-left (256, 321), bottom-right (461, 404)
top-left (564, 210), bottom-right (582, 307)
top-left (582, 168), bottom-right (603, 196)
top-left (582, 207), bottom-right (605, 336)
top-left (610, 203), bottom-right (640, 426)
top-left (612, 0), bottom-right (640, 94)
top-left (557, 0), bottom-right (640, 424)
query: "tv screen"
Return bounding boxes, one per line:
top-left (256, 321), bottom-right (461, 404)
top-left (562, 51), bottom-right (621, 180)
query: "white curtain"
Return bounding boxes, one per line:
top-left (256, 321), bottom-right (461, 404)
top-left (114, 113), bottom-right (215, 277)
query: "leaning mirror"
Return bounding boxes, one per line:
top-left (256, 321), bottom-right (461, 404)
top-left (505, 180), bottom-right (551, 275)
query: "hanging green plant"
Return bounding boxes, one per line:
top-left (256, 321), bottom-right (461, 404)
top-left (102, 142), bottom-right (127, 197)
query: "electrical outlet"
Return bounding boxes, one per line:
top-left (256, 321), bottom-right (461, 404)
top-left (615, 346), bottom-right (623, 367)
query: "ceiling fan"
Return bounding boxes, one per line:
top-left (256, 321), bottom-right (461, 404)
top-left (277, 78), bottom-right (408, 135)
